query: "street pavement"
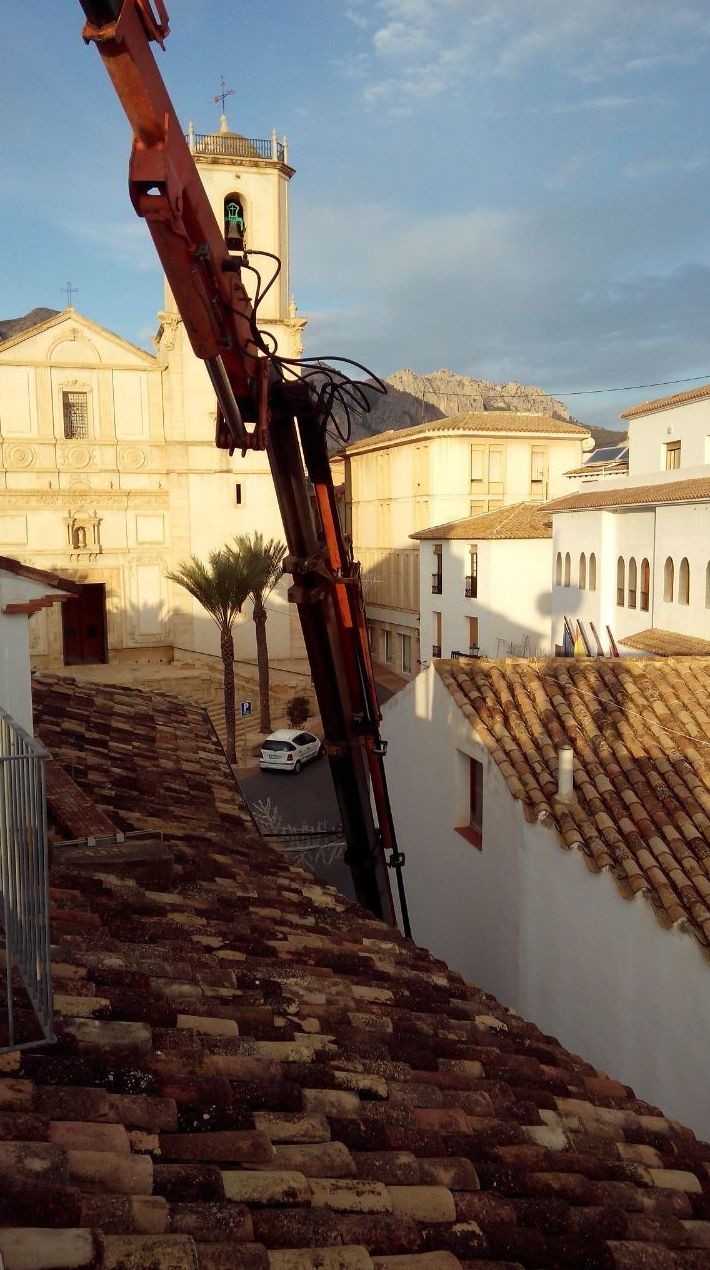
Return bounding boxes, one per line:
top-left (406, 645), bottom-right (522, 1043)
top-left (237, 754), bottom-right (357, 901)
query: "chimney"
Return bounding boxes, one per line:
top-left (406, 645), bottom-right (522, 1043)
top-left (557, 745), bottom-right (574, 802)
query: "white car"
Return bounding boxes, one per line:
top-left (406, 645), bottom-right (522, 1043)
top-left (259, 729), bottom-right (323, 774)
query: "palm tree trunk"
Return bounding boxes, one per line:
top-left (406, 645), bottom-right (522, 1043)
top-left (221, 627), bottom-right (237, 764)
top-left (253, 597), bottom-right (271, 733)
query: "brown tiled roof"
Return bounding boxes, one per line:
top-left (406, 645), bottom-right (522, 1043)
top-left (411, 502), bottom-right (552, 542)
top-left (0, 555), bottom-right (80, 594)
top-left (346, 412), bottom-right (590, 454)
top-left (2, 671), bottom-right (709, 1267)
top-left (543, 475), bottom-right (710, 513)
top-left (621, 382), bottom-right (710, 420)
top-left (621, 629), bottom-right (710, 657)
top-left (437, 657), bottom-right (710, 949)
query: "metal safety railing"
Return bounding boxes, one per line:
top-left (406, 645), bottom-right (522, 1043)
top-left (187, 132), bottom-right (286, 162)
top-left (0, 705), bottom-right (55, 1052)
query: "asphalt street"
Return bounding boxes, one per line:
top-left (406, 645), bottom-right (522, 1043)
top-left (237, 754), bottom-right (357, 900)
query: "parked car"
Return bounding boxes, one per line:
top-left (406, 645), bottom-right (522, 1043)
top-left (259, 729), bottom-right (323, 774)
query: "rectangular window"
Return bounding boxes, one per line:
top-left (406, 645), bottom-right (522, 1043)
top-left (468, 616), bottom-right (479, 654)
top-left (384, 629), bottom-right (393, 663)
top-left (488, 449), bottom-right (503, 483)
top-left (235, 483), bottom-right (243, 505)
top-left (466, 546), bottom-right (478, 598)
top-left (665, 441), bottom-right (681, 470)
top-left (432, 611), bottom-right (442, 658)
top-left (400, 633), bottom-right (412, 675)
top-left (432, 544), bottom-right (442, 594)
top-left (530, 446), bottom-right (545, 493)
top-left (62, 391), bottom-right (88, 439)
top-left (455, 755), bottom-right (484, 849)
top-left (470, 447), bottom-right (485, 482)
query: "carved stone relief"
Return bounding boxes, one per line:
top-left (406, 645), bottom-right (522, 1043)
top-left (66, 508), bottom-right (102, 559)
top-left (4, 444), bottom-right (36, 469)
top-left (118, 446), bottom-right (148, 470)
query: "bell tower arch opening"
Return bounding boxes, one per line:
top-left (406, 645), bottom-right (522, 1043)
top-left (224, 192), bottom-right (246, 252)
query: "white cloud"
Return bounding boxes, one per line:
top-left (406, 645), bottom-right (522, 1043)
top-left (343, 0), bottom-right (710, 114)
top-left (296, 178), bottom-right (710, 418)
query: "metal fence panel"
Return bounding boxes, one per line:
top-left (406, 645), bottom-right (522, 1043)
top-left (0, 705), bottom-right (54, 1052)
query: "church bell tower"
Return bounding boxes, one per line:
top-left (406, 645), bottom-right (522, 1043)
top-left (157, 97), bottom-right (306, 429)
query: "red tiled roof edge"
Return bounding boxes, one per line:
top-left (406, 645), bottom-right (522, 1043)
top-left (621, 381), bottom-right (710, 419)
top-left (543, 475), bottom-right (710, 514)
top-left (0, 555), bottom-right (81, 593)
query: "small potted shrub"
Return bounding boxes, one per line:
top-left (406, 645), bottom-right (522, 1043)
top-left (286, 693), bottom-right (311, 728)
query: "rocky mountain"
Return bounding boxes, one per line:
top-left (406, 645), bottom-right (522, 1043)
top-left (0, 307), bottom-right (58, 343)
top-left (328, 366), bottom-right (624, 451)
top-left (337, 366), bottom-right (571, 445)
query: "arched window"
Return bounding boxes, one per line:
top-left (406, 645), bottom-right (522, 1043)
top-left (224, 192), bottom-right (246, 250)
top-left (628, 557), bottom-right (637, 608)
top-left (564, 552), bottom-right (571, 587)
top-left (588, 552), bottom-right (597, 592)
top-left (706, 562), bottom-right (710, 609)
top-left (679, 557), bottom-right (690, 605)
top-left (663, 557), bottom-right (674, 602)
top-left (579, 553), bottom-right (586, 590)
top-left (616, 557), bottom-right (625, 606)
top-left (640, 559), bottom-right (650, 611)
top-left (555, 552), bottom-right (562, 585)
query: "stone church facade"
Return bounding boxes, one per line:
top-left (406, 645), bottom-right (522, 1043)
top-left (0, 117), bottom-right (306, 670)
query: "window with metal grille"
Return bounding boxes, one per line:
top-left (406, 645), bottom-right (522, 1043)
top-left (63, 391), bottom-right (88, 439)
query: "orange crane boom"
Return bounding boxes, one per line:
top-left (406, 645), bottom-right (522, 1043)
top-left (77, 0), bottom-right (411, 936)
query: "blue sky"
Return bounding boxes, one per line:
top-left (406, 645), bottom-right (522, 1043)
top-left (2, 0), bottom-right (709, 429)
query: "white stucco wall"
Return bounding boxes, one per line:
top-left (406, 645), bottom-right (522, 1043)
top-left (419, 537), bottom-right (552, 660)
top-left (551, 500), bottom-right (710, 651)
top-left (0, 572), bottom-right (71, 733)
top-left (382, 665), bottom-right (710, 1139)
top-left (628, 397), bottom-right (710, 476)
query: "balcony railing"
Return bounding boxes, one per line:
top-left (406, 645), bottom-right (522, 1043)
top-left (187, 132), bottom-right (286, 162)
top-left (432, 644), bottom-right (442, 658)
top-left (432, 573), bottom-right (442, 595)
top-left (465, 575), bottom-right (477, 598)
top-left (0, 706), bottom-right (54, 1052)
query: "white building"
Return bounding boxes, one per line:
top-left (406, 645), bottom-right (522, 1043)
top-left (382, 654), bottom-right (710, 1139)
top-left (412, 502), bottom-right (554, 662)
top-left (0, 114), bottom-right (306, 671)
top-left (344, 411), bottom-right (590, 676)
top-left (546, 383), bottom-right (710, 657)
top-left (0, 556), bottom-right (78, 733)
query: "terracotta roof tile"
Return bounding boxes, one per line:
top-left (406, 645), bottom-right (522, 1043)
top-left (346, 412), bottom-right (590, 454)
top-left (410, 503), bottom-right (552, 542)
top-left (620, 630), bottom-right (710, 657)
top-left (543, 475), bottom-right (710, 513)
top-left (0, 671), bottom-right (707, 1266)
top-left (436, 657), bottom-right (710, 947)
top-left (620, 382), bottom-right (710, 419)
top-left (0, 555), bottom-right (81, 594)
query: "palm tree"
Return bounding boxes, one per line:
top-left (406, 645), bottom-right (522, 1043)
top-left (231, 532), bottom-right (287, 733)
top-left (167, 550), bottom-right (252, 765)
